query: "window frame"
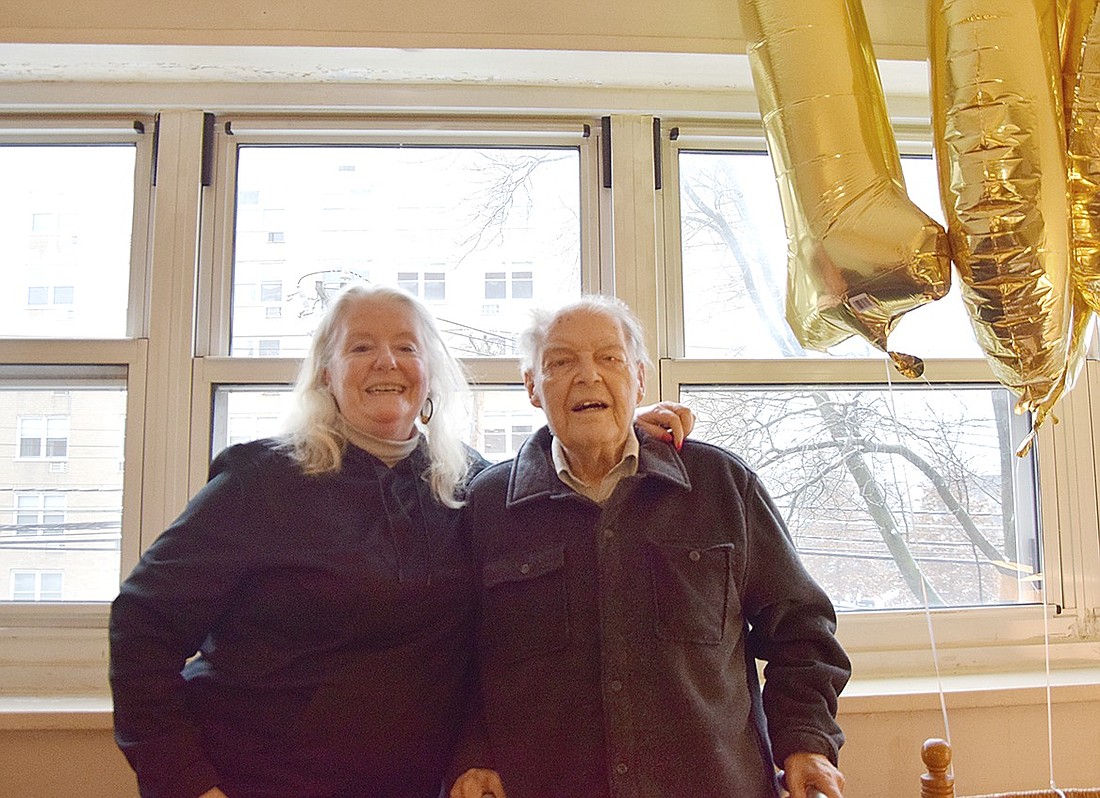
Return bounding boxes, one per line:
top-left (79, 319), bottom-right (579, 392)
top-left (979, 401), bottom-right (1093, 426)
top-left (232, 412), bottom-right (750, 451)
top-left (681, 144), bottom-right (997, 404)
top-left (0, 88), bottom-right (1093, 697)
top-left (0, 115), bottom-right (155, 691)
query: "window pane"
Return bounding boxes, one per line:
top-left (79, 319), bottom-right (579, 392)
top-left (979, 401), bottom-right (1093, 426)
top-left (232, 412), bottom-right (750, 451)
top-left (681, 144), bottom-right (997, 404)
top-left (424, 272), bottom-right (447, 302)
top-left (231, 146), bottom-right (582, 359)
top-left (397, 272), bottom-right (420, 296)
top-left (681, 384), bottom-right (1040, 611)
top-left (0, 145), bottom-right (136, 338)
top-left (678, 150), bottom-right (982, 360)
top-left (512, 270), bottom-right (534, 299)
top-left (11, 572), bottom-right (35, 601)
top-left (0, 386), bottom-right (126, 602)
top-left (485, 273), bottom-right (507, 300)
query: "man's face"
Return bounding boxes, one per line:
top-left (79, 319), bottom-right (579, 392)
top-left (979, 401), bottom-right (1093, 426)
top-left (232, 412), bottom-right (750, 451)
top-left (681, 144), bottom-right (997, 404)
top-left (525, 307), bottom-right (645, 457)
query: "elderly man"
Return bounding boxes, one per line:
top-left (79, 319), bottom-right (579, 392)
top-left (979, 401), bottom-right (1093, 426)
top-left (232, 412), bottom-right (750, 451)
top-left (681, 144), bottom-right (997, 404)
top-left (453, 295), bottom-right (851, 798)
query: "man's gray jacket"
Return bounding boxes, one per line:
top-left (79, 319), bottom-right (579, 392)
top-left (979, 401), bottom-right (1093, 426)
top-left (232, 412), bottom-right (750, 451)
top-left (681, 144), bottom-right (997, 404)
top-left (463, 425), bottom-right (851, 798)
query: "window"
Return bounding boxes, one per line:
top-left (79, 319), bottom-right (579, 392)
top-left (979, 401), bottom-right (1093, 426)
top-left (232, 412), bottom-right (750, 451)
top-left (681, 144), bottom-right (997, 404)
top-left (512, 271), bottom-right (534, 299)
top-left (400, 270), bottom-right (447, 301)
top-left (0, 97), bottom-right (1093, 705)
top-left (15, 492), bottom-right (67, 535)
top-left (223, 136), bottom-right (583, 359)
top-left (661, 121), bottom-right (1097, 675)
top-left (2, 383), bottom-right (129, 602)
top-left (424, 272), bottom-right (446, 301)
top-left (17, 416), bottom-right (70, 459)
top-left (485, 271), bottom-right (507, 299)
top-left (398, 271), bottom-right (420, 296)
top-left (257, 339), bottom-right (281, 357)
top-left (260, 281), bottom-right (283, 303)
top-left (484, 269), bottom-right (533, 301)
top-left (0, 117), bottom-right (150, 616)
top-left (667, 142), bottom-right (1042, 611)
top-left (0, 143), bottom-right (136, 338)
top-left (11, 570), bottom-right (64, 601)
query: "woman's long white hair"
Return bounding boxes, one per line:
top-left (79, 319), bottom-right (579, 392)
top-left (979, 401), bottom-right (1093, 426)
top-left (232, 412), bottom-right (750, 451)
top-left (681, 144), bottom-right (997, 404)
top-left (280, 283), bottom-right (472, 508)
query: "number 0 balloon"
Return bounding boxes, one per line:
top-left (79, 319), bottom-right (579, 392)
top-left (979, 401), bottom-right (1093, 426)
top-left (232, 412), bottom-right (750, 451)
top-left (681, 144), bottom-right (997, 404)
top-left (929, 0), bottom-right (1073, 427)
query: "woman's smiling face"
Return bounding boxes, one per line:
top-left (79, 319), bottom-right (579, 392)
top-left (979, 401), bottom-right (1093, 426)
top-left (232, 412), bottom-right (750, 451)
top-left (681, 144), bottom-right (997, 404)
top-left (323, 295), bottom-right (430, 441)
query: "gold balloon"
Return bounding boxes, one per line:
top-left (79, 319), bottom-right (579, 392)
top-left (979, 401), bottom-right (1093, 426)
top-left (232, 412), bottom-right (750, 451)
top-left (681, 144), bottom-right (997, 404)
top-left (1064, 0), bottom-right (1100, 314)
top-left (738, 0), bottom-right (952, 378)
top-left (929, 0), bottom-right (1072, 418)
top-left (1014, 289), bottom-right (1093, 456)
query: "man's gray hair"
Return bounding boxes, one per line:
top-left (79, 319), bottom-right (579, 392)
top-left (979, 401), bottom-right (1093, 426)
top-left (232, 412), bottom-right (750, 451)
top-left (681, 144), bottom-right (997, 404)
top-left (518, 294), bottom-right (654, 376)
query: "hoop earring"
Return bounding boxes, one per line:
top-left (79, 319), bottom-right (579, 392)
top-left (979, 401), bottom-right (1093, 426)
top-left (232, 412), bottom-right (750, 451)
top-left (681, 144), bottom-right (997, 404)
top-left (419, 396), bottom-right (434, 425)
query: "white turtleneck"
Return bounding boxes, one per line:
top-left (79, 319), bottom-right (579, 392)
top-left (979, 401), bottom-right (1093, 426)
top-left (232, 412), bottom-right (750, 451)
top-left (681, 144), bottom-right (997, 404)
top-left (339, 419), bottom-right (419, 467)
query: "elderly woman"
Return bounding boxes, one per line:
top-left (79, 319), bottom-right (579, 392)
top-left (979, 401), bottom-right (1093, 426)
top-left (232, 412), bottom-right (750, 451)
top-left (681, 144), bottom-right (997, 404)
top-left (109, 284), bottom-right (691, 798)
top-left (454, 295), bottom-right (851, 798)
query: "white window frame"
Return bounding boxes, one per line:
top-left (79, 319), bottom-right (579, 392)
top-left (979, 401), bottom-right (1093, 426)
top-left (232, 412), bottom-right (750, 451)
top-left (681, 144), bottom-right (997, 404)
top-left (656, 119), bottom-right (1100, 679)
top-left (0, 77), bottom-right (1092, 700)
top-left (0, 114), bottom-right (158, 694)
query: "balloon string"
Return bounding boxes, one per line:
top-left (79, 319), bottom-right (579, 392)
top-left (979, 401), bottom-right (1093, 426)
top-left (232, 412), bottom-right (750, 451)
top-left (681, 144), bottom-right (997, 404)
top-left (882, 360), bottom-right (952, 761)
top-left (1029, 433), bottom-right (1060, 793)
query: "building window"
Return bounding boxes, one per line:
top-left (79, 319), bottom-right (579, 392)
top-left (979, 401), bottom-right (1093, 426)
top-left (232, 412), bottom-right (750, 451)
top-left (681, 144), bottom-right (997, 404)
top-left (257, 339), bottom-right (281, 357)
top-left (485, 271), bottom-right (507, 300)
top-left (512, 271), bottom-right (534, 299)
top-left (399, 271), bottom-right (447, 301)
top-left (15, 492), bottom-right (67, 535)
top-left (485, 270), bottom-right (533, 300)
top-left (260, 281), bottom-right (283, 302)
top-left (423, 272), bottom-right (446, 301)
top-left (11, 570), bottom-right (64, 602)
top-left (398, 271), bottom-right (420, 296)
top-left (17, 415), bottom-right (70, 459)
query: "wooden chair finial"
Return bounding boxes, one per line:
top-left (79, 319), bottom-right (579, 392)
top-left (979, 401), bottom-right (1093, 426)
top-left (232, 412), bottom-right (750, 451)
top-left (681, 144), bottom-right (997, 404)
top-left (921, 738), bottom-right (955, 798)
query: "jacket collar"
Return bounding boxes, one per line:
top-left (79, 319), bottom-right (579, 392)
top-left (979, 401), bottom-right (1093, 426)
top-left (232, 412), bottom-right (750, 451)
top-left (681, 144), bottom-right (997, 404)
top-left (506, 425), bottom-right (692, 508)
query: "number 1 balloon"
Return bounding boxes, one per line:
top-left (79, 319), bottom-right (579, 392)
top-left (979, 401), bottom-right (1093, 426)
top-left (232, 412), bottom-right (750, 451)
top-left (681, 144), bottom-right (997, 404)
top-left (738, 0), bottom-right (953, 378)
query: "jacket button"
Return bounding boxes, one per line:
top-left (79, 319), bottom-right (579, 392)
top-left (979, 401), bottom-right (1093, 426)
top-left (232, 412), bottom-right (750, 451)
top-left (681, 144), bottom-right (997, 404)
top-left (519, 563), bottom-right (531, 574)
top-left (610, 679), bottom-right (623, 692)
top-left (688, 549), bottom-right (701, 562)
top-left (602, 527), bottom-right (615, 540)
top-left (615, 763), bottom-right (629, 775)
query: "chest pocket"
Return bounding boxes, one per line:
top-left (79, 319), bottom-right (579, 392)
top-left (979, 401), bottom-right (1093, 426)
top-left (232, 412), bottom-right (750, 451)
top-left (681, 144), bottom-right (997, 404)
top-left (647, 541), bottom-right (736, 645)
top-left (480, 544), bottom-right (570, 663)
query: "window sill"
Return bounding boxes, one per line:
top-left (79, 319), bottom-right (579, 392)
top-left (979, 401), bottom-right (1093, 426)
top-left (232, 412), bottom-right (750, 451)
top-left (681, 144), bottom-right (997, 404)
top-left (840, 665), bottom-right (1100, 714)
top-left (0, 695), bottom-right (113, 730)
top-left (4, 668), bottom-right (1099, 731)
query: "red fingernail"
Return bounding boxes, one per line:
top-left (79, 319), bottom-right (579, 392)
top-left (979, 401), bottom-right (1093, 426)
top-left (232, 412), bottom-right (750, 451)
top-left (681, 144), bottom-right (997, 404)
top-left (675, 440), bottom-right (683, 451)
